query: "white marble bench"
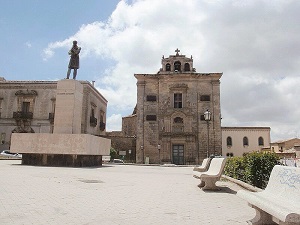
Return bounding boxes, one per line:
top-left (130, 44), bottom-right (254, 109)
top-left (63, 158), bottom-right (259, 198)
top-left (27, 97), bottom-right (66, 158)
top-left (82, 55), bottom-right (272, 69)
top-left (193, 157), bottom-right (227, 190)
top-left (193, 158), bottom-right (211, 172)
top-left (237, 165), bottom-right (300, 225)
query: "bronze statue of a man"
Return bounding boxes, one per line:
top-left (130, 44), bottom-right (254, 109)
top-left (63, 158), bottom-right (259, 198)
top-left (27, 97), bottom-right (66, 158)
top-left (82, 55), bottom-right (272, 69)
top-left (66, 40), bottom-right (81, 79)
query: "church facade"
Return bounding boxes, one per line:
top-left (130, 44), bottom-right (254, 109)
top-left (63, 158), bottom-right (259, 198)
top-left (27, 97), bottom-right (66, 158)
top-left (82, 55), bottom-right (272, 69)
top-left (135, 50), bottom-right (222, 164)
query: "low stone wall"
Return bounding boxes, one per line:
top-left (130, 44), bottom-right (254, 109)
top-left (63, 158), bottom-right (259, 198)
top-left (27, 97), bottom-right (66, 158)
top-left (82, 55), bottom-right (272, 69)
top-left (222, 175), bottom-right (263, 192)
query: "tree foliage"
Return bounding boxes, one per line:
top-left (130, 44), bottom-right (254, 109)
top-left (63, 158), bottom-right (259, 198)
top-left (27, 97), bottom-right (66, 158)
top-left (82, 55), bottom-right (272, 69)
top-left (110, 147), bottom-right (118, 160)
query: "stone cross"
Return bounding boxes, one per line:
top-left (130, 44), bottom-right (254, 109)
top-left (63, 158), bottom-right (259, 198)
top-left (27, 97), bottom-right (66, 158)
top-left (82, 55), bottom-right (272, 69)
top-left (175, 48), bottom-right (180, 56)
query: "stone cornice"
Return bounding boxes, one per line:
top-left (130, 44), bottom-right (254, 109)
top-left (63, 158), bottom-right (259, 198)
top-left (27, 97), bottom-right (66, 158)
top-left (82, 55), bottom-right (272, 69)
top-left (222, 127), bottom-right (271, 131)
top-left (135, 73), bottom-right (222, 80)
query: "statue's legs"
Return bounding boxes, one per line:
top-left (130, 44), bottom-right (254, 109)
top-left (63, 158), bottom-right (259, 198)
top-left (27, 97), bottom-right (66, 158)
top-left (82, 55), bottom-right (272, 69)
top-left (73, 69), bottom-right (77, 80)
top-left (67, 68), bottom-right (71, 79)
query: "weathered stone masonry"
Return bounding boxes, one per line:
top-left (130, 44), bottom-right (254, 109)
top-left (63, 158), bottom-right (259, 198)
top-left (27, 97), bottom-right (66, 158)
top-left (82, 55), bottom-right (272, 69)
top-left (135, 51), bottom-right (222, 164)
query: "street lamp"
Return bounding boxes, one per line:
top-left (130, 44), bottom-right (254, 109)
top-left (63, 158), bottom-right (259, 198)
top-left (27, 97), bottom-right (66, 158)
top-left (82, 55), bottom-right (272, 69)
top-left (157, 144), bottom-right (161, 164)
top-left (204, 109), bottom-right (211, 158)
top-left (141, 145), bottom-right (144, 164)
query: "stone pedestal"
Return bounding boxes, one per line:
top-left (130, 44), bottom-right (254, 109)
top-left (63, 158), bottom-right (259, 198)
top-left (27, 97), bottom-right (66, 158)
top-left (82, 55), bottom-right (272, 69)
top-left (53, 79), bottom-right (83, 134)
top-left (10, 133), bottom-right (111, 167)
top-left (10, 79), bottom-right (111, 167)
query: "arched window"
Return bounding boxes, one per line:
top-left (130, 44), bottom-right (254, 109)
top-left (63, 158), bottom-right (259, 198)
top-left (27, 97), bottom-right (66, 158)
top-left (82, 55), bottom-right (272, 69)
top-left (243, 137), bottom-right (249, 146)
top-left (227, 136), bottom-right (232, 146)
top-left (174, 117), bottom-right (183, 123)
top-left (166, 63), bottom-right (171, 71)
top-left (174, 61), bottom-right (181, 71)
top-left (184, 63), bottom-right (190, 71)
top-left (258, 137), bottom-right (264, 146)
top-left (226, 153), bottom-right (234, 157)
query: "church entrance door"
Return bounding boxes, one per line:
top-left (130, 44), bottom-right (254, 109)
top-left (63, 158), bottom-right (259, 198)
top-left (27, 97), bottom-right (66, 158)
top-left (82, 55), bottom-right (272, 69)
top-left (172, 145), bottom-right (184, 165)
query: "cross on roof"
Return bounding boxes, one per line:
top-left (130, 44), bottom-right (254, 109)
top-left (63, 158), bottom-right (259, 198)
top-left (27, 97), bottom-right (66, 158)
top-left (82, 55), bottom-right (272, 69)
top-left (175, 48), bottom-right (180, 56)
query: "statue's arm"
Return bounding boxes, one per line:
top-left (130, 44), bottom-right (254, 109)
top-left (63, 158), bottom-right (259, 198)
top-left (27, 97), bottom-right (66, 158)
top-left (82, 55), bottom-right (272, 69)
top-left (74, 47), bottom-right (81, 55)
top-left (68, 47), bottom-right (81, 55)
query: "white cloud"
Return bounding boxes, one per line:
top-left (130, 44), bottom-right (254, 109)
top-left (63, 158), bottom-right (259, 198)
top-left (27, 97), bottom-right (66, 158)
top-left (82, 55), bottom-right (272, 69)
top-left (43, 0), bottom-right (300, 141)
top-left (25, 42), bottom-right (32, 48)
top-left (43, 39), bottom-right (71, 61)
top-left (106, 113), bottom-right (122, 131)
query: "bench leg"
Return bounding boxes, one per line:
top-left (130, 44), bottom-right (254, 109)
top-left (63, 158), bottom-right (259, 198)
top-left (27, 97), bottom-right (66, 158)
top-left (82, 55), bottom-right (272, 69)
top-left (198, 180), bottom-right (205, 188)
top-left (250, 205), bottom-right (276, 225)
top-left (202, 178), bottom-right (219, 190)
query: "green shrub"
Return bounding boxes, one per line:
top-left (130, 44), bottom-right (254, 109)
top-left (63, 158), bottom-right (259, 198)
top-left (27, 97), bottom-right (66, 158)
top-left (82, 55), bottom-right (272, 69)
top-left (224, 152), bottom-right (280, 189)
top-left (224, 156), bottom-right (245, 180)
top-left (110, 147), bottom-right (118, 160)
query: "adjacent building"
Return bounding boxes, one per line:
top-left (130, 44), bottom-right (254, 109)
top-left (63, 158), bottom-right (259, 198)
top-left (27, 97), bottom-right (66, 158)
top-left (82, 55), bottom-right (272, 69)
top-left (0, 77), bottom-right (107, 151)
top-left (270, 138), bottom-right (300, 158)
top-left (222, 127), bottom-right (271, 157)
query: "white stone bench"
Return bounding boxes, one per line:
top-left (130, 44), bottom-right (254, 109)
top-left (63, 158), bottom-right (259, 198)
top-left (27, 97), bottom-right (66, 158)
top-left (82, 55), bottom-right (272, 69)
top-left (237, 165), bottom-right (300, 225)
top-left (193, 157), bottom-right (227, 190)
top-left (193, 158), bottom-right (211, 172)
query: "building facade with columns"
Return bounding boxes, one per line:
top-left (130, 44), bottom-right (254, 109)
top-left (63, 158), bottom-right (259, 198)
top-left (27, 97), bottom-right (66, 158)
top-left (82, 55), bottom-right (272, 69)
top-left (0, 77), bottom-right (107, 151)
top-left (135, 50), bottom-right (222, 164)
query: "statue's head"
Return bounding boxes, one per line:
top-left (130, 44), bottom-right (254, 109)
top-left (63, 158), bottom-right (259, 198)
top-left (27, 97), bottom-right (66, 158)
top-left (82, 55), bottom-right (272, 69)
top-left (73, 40), bottom-right (77, 45)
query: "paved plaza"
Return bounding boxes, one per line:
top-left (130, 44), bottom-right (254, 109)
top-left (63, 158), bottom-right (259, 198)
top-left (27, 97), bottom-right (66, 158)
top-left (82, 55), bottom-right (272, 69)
top-left (0, 160), bottom-right (254, 225)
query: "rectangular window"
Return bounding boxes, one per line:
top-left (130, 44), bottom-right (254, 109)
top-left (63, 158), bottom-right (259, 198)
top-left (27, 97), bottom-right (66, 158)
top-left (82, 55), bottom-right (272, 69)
top-left (22, 102), bottom-right (30, 113)
top-left (200, 95), bottom-right (210, 101)
top-left (146, 95), bottom-right (157, 102)
top-left (174, 93), bottom-right (182, 108)
top-left (146, 115), bottom-right (157, 121)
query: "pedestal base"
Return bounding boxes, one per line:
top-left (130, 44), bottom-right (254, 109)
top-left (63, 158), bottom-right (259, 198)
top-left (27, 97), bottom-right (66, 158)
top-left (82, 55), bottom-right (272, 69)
top-left (22, 153), bottom-right (102, 167)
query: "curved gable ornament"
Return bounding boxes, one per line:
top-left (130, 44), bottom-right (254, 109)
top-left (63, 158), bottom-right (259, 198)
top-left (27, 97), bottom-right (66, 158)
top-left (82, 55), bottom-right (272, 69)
top-left (15, 90), bottom-right (38, 96)
top-left (171, 111), bottom-right (187, 119)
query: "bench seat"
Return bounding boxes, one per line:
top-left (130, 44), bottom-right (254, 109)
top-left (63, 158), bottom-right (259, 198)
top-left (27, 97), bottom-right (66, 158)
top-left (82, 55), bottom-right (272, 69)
top-left (193, 158), bottom-right (211, 172)
top-left (237, 165), bottom-right (300, 225)
top-left (193, 157), bottom-right (226, 190)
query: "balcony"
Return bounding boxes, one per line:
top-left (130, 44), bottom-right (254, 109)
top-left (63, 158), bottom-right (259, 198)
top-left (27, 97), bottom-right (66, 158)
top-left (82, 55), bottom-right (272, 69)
top-left (13, 111), bottom-right (33, 120)
top-left (100, 122), bottom-right (106, 131)
top-left (49, 113), bottom-right (55, 124)
top-left (90, 116), bottom-right (97, 127)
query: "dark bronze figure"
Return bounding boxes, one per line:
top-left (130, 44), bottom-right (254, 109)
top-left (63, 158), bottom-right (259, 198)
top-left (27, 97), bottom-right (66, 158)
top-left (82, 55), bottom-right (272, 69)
top-left (66, 40), bottom-right (81, 79)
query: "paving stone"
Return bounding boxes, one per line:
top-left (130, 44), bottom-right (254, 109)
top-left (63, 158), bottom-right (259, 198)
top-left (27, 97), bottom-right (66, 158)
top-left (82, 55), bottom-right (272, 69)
top-left (0, 160), bottom-right (254, 225)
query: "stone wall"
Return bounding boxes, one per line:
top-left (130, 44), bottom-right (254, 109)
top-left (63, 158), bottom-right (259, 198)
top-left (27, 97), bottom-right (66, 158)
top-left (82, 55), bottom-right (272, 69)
top-left (135, 72), bottom-right (222, 164)
top-left (105, 133), bottom-right (136, 162)
top-left (122, 115), bottom-right (136, 137)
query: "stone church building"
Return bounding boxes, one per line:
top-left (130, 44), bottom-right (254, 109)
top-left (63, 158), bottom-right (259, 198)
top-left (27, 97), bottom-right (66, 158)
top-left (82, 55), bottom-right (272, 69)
top-left (113, 50), bottom-right (271, 164)
top-left (134, 50), bottom-right (222, 164)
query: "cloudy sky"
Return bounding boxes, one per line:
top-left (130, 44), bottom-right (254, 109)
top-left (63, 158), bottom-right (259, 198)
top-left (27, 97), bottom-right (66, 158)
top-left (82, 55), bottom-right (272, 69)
top-left (1, 0), bottom-right (300, 142)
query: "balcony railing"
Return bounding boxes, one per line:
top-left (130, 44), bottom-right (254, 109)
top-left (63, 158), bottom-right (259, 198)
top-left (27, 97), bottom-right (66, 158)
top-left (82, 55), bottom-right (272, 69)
top-left (100, 122), bottom-right (106, 131)
top-left (13, 111), bottom-right (33, 120)
top-left (90, 116), bottom-right (97, 127)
